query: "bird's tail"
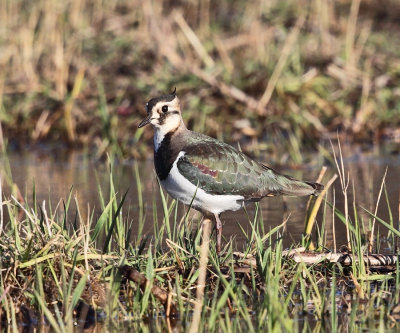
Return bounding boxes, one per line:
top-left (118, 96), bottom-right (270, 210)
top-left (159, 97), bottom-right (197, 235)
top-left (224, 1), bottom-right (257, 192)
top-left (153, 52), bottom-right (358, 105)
top-left (276, 176), bottom-right (324, 196)
top-left (304, 181), bottom-right (324, 195)
top-left (261, 164), bottom-right (324, 197)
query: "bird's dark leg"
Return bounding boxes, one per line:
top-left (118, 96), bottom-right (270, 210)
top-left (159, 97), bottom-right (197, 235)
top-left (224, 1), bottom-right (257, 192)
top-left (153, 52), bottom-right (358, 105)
top-left (214, 213), bottom-right (222, 254)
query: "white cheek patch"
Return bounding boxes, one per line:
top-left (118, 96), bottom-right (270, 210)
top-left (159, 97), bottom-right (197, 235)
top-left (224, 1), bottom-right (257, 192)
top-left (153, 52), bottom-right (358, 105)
top-left (153, 114), bottom-right (181, 151)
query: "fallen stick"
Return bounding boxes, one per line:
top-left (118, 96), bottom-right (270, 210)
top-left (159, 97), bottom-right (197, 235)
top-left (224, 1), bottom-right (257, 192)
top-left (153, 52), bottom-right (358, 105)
top-left (233, 250), bottom-right (400, 267)
top-left (290, 252), bottom-right (399, 266)
top-left (120, 265), bottom-right (178, 316)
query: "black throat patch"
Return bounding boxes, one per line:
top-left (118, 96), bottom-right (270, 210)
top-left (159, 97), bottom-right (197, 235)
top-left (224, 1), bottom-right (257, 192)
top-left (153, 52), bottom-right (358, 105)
top-left (154, 131), bottom-right (180, 181)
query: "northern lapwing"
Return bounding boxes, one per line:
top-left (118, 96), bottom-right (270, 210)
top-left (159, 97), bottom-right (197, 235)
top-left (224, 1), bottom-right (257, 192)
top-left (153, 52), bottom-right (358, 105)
top-left (138, 90), bottom-right (324, 253)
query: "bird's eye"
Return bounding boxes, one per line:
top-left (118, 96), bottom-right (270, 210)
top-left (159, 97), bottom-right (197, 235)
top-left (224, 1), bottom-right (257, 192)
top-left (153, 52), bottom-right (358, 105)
top-left (162, 105), bottom-right (168, 113)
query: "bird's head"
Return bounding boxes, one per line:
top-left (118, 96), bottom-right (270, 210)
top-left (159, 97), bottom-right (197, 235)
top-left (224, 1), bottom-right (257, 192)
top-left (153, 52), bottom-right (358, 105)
top-left (138, 89), bottom-right (183, 132)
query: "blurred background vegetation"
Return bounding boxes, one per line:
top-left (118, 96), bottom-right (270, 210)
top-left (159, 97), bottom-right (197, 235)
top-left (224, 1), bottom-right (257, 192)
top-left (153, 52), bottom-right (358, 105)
top-left (0, 0), bottom-right (399, 163)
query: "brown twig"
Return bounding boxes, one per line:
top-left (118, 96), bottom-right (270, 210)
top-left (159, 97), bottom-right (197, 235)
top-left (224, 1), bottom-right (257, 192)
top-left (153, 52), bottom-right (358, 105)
top-left (120, 265), bottom-right (178, 316)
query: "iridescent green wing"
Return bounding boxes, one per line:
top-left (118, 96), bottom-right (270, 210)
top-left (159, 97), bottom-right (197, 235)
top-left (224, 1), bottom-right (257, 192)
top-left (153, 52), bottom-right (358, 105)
top-left (177, 139), bottom-right (268, 198)
top-left (177, 136), bottom-right (320, 199)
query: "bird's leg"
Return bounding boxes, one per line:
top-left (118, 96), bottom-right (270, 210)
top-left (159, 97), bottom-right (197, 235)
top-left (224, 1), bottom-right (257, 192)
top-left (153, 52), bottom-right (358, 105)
top-left (214, 214), bottom-right (222, 255)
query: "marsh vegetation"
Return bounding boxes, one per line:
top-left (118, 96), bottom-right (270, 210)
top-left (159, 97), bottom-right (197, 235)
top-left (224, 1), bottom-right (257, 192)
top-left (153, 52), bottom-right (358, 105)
top-left (0, 145), bottom-right (399, 331)
top-left (0, 0), bottom-right (400, 331)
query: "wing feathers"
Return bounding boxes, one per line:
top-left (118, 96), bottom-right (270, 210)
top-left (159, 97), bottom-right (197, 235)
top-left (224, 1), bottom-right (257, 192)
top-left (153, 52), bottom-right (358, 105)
top-left (177, 138), bottom-right (323, 199)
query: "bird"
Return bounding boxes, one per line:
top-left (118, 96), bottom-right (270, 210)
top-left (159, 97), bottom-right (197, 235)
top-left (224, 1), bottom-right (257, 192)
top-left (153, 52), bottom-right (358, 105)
top-left (138, 90), bottom-right (324, 253)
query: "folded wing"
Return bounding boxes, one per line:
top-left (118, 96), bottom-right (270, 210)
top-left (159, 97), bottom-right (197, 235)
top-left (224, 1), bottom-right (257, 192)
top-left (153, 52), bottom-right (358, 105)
top-left (177, 138), bottom-right (322, 201)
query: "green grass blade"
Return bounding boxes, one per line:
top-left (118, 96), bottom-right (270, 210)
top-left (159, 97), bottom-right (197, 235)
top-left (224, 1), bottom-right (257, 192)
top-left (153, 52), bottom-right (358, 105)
top-left (103, 189), bottom-right (129, 253)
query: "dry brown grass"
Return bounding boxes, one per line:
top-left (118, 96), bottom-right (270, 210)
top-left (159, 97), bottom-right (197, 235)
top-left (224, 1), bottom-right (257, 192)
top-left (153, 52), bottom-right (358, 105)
top-left (0, 0), bottom-right (399, 159)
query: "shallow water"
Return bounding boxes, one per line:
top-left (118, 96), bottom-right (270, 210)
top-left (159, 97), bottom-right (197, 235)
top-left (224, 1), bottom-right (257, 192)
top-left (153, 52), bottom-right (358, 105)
top-left (1, 143), bottom-right (399, 249)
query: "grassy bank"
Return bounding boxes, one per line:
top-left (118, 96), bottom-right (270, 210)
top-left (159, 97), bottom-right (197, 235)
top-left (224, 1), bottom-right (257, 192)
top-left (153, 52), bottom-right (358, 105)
top-left (1, 152), bottom-right (400, 331)
top-left (1, 0), bottom-right (400, 161)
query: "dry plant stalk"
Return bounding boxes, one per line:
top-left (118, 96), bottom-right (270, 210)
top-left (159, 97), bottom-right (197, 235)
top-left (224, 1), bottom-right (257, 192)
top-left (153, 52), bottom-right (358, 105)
top-left (0, 177), bottom-right (3, 237)
top-left (332, 187), bottom-right (336, 253)
top-left (64, 68), bottom-right (85, 142)
top-left (304, 166), bottom-right (327, 222)
top-left (174, 11), bottom-right (214, 68)
top-left (41, 201), bottom-right (52, 237)
top-left (331, 139), bottom-right (351, 249)
top-left (398, 192), bottom-right (400, 250)
top-left (258, 14), bottom-right (305, 110)
top-left (345, 0), bottom-right (361, 68)
top-left (304, 173), bottom-right (338, 250)
top-left (189, 218), bottom-right (212, 333)
top-left (368, 168), bottom-right (388, 252)
top-left (0, 121), bottom-right (4, 153)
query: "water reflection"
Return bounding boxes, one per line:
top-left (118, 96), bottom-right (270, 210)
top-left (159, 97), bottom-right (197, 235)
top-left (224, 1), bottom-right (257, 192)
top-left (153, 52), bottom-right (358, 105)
top-left (1, 144), bottom-right (399, 248)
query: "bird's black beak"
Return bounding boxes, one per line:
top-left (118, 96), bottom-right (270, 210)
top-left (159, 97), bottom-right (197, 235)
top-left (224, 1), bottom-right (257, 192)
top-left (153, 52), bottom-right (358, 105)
top-left (138, 114), bottom-right (151, 128)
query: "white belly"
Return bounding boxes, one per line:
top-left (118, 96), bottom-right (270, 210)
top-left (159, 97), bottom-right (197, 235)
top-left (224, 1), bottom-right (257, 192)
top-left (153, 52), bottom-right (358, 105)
top-left (161, 152), bottom-right (244, 215)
